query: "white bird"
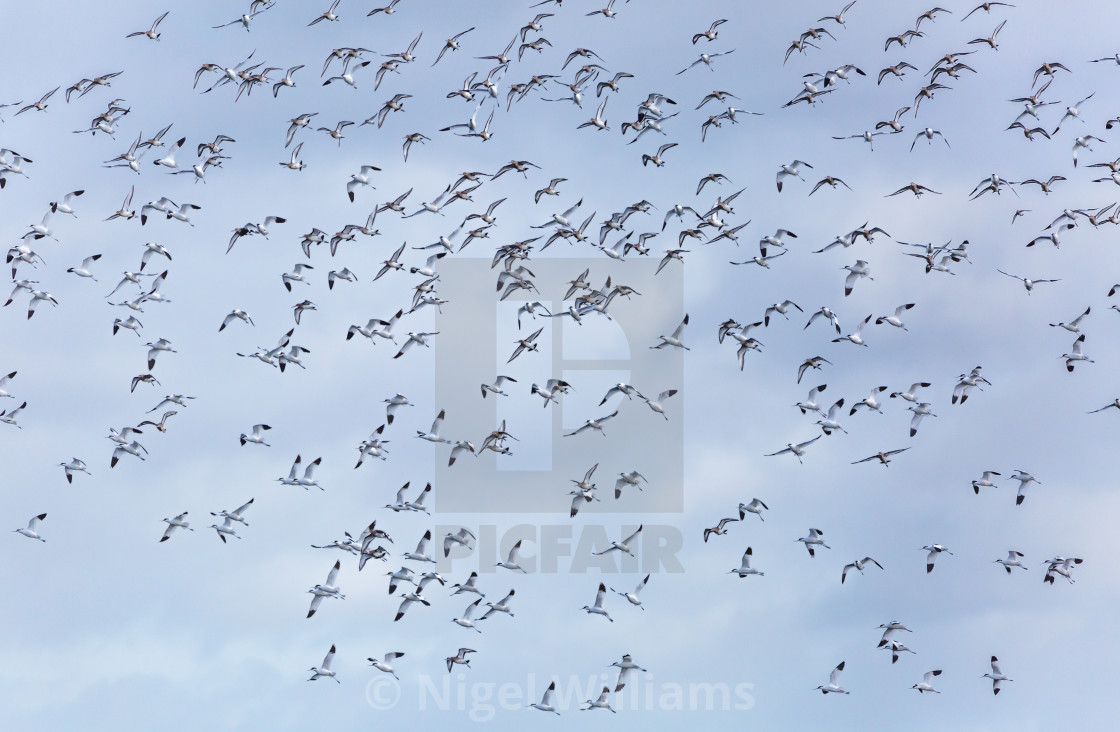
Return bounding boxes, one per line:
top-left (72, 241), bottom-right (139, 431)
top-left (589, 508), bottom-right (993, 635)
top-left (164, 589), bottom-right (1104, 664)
top-left (394, 589), bottom-right (431, 621)
top-left (842, 557), bottom-right (884, 583)
top-left (816, 662), bottom-right (850, 694)
top-left (921, 544), bottom-right (953, 573)
top-left (530, 681), bottom-right (561, 714)
top-left (452, 598), bottom-right (484, 633)
top-left (997, 269), bottom-right (1060, 294)
top-left (851, 386), bottom-right (890, 416)
top-left (581, 582), bottom-right (614, 622)
top-left (816, 398), bottom-right (847, 435)
top-left (614, 471), bottom-right (647, 499)
top-left (479, 590), bottom-right (517, 623)
top-left (909, 669), bottom-right (944, 694)
top-left (159, 512), bottom-right (192, 542)
top-left (842, 260), bottom-right (873, 296)
top-left (582, 687), bottom-right (617, 713)
top-left (907, 403), bottom-right (937, 437)
top-left (890, 382), bottom-right (931, 403)
top-left (212, 497), bottom-right (253, 527)
top-left (443, 528), bottom-right (476, 558)
top-left (738, 499), bottom-right (769, 522)
top-left (876, 303), bottom-right (915, 330)
top-left (530, 379), bottom-right (572, 408)
top-left (383, 394), bottom-right (412, 425)
top-left (110, 440), bottom-right (148, 467)
top-left (776, 160), bottom-right (812, 192)
top-left (593, 526), bottom-right (644, 557)
top-left (565, 410), bottom-right (618, 437)
top-left (58, 457), bottom-right (91, 484)
top-left (416, 409), bottom-right (450, 443)
top-left (346, 165), bottom-right (380, 202)
top-left (1008, 470), bottom-right (1040, 506)
top-left (610, 574), bottom-right (649, 609)
top-left (983, 656), bottom-right (1012, 695)
top-left (651, 314), bottom-right (690, 350)
top-left (403, 530), bottom-right (437, 563)
top-left (1060, 334), bottom-right (1094, 373)
top-left (609, 654), bottom-right (647, 692)
top-left (209, 517), bottom-right (240, 543)
top-left (14, 513), bottom-right (47, 541)
top-left (1044, 557), bottom-right (1083, 584)
top-left (239, 423), bottom-right (271, 446)
top-left (1049, 306), bottom-right (1090, 333)
top-left (308, 645), bottom-right (339, 683)
top-left (367, 652), bottom-right (405, 680)
top-left (495, 539), bottom-right (528, 572)
top-left (797, 528), bottom-right (830, 557)
top-left (833, 315), bottom-right (873, 347)
top-left (765, 435), bottom-right (822, 464)
top-left (451, 572), bottom-right (485, 597)
top-left (971, 470), bottom-right (1002, 494)
top-left (307, 560), bottom-right (345, 618)
top-left (151, 137), bottom-right (186, 169)
top-left (729, 546), bottom-right (764, 577)
top-left (481, 375), bottom-right (518, 398)
top-left (219, 309), bottom-right (254, 332)
top-left (995, 550), bottom-right (1027, 573)
top-left (642, 390), bottom-right (678, 420)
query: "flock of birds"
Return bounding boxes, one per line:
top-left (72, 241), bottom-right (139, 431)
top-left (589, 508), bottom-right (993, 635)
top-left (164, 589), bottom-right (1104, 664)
top-left (2, 0), bottom-right (1112, 721)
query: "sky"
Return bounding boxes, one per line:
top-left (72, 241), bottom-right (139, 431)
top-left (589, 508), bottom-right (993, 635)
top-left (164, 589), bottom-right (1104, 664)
top-left (1, 0), bottom-right (1117, 728)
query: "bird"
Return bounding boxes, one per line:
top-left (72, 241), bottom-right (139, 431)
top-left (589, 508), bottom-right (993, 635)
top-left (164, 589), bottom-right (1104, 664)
top-left (851, 448), bottom-right (910, 467)
top-left (703, 517), bottom-right (738, 542)
top-left (797, 528), bottom-right (830, 557)
top-left (445, 648), bottom-right (476, 673)
top-left (239, 424), bottom-right (271, 446)
top-left (495, 540), bottom-right (528, 572)
top-left (58, 458), bottom-right (91, 484)
top-left (738, 499), bottom-right (769, 522)
top-left (651, 314), bottom-right (689, 350)
top-left (582, 687), bottom-right (616, 713)
top-left (971, 470), bottom-right (1002, 494)
top-left (451, 598), bottom-right (484, 633)
top-left (308, 646), bottom-right (339, 683)
top-left (1008, 470), bottom-right (1040, 505)
top-left (766, 435), bottom-right (822, 464)
top-left (367, 653), bottom-right (404, 680)
top-left (530, 681), bottom-right (561, 714)
top-left (983, 656), bottom-right (1012, 694)
top-left (614, 471), bottom-right (647, 499)
top-left (816, 662), bottom-right (850, 694)
top-left (921, 544), bottom-right (953, 573)
top-left (997, 269), bottom-right (1060, 294)
top-left (907, 403), bottom-right (937, 437)
top-left (14, 513), bottom-right (47, 541)
top-left (580, 582), bottom-right (614, 622)
top-left (729, 547), bottom-right (764, 577)
top-left (908, 668), bottom-right (944, 694)
top-left (480, 590), bottom-right (515, 621)
top-left (842, 557), bottom-right (884, 583)
top-left (776, 160), bottom-right (812, 192)
top-left (593, 526), bottom-right (643, 557)
top-left (306, 561), bottom-right (345, 618)
top-left (159, 512), bottom-right (193, 542)
top-left (995, 551), bottom-right (1027, 574)
top-left (610, 575), bottom-right (649, 611)
top-left (890, 382), bottom-right (931, 403)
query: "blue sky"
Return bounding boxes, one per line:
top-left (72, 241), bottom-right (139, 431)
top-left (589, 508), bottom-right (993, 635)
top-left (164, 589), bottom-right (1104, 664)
top-left (1, 0), bottom-right (1116, 728)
